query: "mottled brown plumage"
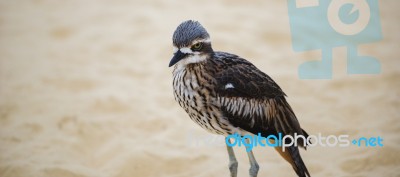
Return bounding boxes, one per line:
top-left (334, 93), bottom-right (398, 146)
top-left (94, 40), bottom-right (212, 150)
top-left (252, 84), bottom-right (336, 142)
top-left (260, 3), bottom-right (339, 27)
top-left (170, 20), bottom-right (310, 177)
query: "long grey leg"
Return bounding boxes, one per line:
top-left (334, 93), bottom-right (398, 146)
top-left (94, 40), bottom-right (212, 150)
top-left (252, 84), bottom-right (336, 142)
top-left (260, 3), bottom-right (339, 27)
top-left (226, 137), bottom-right (238, 177)
top-left (245, 139), bottom-right (259, 177)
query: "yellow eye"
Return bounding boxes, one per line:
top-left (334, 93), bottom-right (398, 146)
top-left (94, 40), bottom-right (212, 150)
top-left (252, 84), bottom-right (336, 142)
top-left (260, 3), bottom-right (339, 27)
top-left (192, 43), bottom-right (203, 51)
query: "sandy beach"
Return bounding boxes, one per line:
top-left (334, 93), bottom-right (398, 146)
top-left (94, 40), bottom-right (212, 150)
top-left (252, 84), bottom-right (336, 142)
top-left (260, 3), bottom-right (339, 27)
top-left (1, 0), bottom-right (399, 177)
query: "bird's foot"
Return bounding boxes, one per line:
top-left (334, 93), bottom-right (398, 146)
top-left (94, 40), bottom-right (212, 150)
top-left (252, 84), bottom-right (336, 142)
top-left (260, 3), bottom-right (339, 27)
top-left (249, 162), bottom-right (259, 177)
top-left (228, 160), bottom-right (238, 177)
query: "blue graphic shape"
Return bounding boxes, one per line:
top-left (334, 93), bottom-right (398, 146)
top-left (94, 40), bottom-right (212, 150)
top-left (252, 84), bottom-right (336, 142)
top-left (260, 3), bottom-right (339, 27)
top-left (340, 4), bottom-right (359, 24)
top-left (288, 0), bottom-right (382, 79)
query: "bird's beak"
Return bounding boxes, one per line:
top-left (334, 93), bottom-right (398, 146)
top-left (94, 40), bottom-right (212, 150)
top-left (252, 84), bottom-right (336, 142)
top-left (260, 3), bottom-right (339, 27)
top-left (169, 50), bottom-right (187, 67)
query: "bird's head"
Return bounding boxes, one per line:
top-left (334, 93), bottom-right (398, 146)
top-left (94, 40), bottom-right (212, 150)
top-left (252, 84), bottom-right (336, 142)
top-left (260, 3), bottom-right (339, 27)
top-left (169, 20), bottom-right (214, 67)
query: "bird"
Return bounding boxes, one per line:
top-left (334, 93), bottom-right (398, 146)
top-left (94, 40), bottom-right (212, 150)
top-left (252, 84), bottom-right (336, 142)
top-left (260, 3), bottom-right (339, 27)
top-left (168, 20), bottom-right (311, 177)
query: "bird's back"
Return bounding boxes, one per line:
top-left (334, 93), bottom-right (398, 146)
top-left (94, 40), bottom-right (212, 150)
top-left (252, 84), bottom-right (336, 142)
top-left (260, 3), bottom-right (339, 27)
top-left (172, 51), bottom-right (305, 138)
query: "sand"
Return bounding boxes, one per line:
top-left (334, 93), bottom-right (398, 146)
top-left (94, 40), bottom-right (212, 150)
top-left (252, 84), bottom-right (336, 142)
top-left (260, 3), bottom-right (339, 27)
top-left (0, 0), bottom-right (399, 177)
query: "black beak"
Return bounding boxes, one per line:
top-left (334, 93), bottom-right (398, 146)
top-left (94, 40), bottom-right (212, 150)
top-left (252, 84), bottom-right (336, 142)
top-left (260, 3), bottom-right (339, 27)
top-left (169, 50), bottom-right (187, 67)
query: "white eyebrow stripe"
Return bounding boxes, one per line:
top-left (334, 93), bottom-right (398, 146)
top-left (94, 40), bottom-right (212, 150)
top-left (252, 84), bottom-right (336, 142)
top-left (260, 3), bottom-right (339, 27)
top-left (180, 47), bottom-right (192, 54)
top-left (174, 38), bottom-right (211, 54)
top-left (192, 38), bottom-right (211, 45)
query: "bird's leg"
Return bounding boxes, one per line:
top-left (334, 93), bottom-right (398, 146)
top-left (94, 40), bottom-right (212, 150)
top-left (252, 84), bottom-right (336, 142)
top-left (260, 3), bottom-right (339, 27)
top-left (226, 138), bottom-right (238, 177)
top-left (245, 138), bottom-right (259, 177)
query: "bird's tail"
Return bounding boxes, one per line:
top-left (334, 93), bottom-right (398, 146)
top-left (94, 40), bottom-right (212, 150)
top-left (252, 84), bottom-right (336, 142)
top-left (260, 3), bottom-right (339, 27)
top-left (266, 97), bottom-right (311, 176)
top-left (274, 145), bottom-right (311, 177)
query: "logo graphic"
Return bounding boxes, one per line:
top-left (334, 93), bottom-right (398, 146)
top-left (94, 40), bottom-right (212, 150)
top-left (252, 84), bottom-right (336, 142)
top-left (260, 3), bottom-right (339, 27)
top-left (224, 133), bottom-right (383, 152)
top-left (288, 0), bottom-right (383, 79)
top-left (186, 130), bottom-right (384, 151)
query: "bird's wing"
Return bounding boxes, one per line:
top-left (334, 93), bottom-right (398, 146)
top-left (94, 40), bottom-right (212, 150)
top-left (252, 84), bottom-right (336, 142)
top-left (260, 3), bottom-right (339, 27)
top-left (212, 53), bottom-right (311, 177)
top-left (211, 52), bottom-right (305, 139)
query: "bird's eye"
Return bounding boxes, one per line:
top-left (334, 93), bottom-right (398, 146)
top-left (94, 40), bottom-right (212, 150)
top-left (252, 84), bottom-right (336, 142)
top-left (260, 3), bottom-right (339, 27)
top-left (192, 43), bottom-right (203, 51)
